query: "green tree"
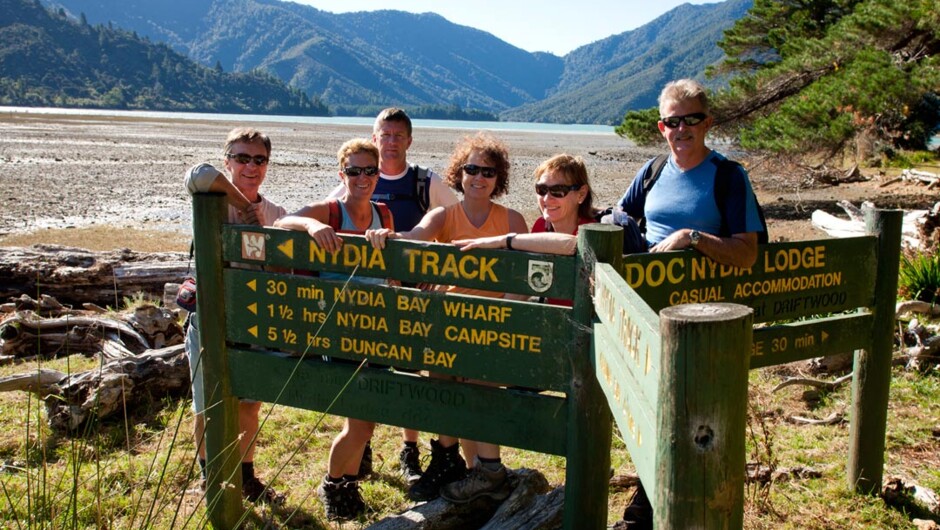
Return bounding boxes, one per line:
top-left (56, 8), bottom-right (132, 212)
top-left (614, 107), bottom-right (664, 147)
top-left (616, 0), bottom-right (940, 160)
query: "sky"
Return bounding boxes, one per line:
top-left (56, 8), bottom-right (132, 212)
top-left (295, 1), bottom-right (720, 56)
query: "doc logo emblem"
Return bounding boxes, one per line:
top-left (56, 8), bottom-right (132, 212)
top-left (527, 260), bottom-right (554, 293)
top-left (241, 232), bottom-right (266, 261)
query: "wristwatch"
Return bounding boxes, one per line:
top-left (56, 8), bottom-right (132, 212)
top-left (689, 230), bottom-right (701, 247)
top-left (506, 232), bottom-right (517, 250)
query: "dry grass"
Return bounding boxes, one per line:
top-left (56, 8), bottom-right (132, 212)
top-left (0, 227), bottom-right (191, 253)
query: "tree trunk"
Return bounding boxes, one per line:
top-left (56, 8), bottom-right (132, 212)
top-left (0, 244), bottom-right (189, 307)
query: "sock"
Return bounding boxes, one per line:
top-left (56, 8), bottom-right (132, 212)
top-left (241, 462), bottom-right (255, 482)
top-left (325, 474), bottom-right (344, 484)
top-left (478, 456), bottom-right (502, 471)
top-left (343, 474), bottom-right (359, 483)
top-left (199, 458), bottom-right (206, 480)
top-left (404, 441), bottom-right (418, 449)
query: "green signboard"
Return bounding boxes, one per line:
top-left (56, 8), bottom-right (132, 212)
top-left (221, 225), bottom-right (577, 300)
top-left (223, 269), bottom-right (573, 391)
top-left (227, 347), bottom-right (569, 456)
top-left (750, 313), bottom-right (874, 369)
top-left (621, 237), bottom-right (876, 323)
top-left (592, 263), bottom-right (659, 490)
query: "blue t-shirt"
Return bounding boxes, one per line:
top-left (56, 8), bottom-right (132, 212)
top-left (617, 151), bottom-right (763, 246)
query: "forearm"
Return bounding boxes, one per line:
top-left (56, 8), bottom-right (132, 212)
top-left (695, 232), bottom-right (758, 269)
top-left (273, 215), bottom-right (324, 232)
top-left (508, 233), bottom-right (577, 255)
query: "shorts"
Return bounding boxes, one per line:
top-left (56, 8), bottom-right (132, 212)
top-left (185, 312), bottom-right (256, 413)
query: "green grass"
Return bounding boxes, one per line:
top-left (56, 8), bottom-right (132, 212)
top-left (1, 315), bottom-right (938, 528)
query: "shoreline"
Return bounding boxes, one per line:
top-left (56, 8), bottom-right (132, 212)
top-left (0, 112), bottom-right (654, 239)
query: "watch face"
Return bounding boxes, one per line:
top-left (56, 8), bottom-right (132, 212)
top-left (690, 230), bottom-right (701, 245)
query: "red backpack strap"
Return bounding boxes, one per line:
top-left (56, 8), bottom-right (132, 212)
top-left (327, 199), bottom-right (341, 230)
top-left (375, 202), bottom-right (393, 229)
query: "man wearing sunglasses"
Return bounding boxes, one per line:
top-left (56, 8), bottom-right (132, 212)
top-left (615, 80), bottom-right (765, 529)
top-left (617, 78), bottom-right (764, 270)
top-left (326, 108), bottom-right (459, 486)
top-left (183, 127), bottom-right (287, 505)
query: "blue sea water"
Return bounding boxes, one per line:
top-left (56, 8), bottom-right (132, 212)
top-left (0, 106), bottom-right (615, 135)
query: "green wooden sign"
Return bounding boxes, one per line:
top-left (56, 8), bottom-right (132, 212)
top-left (621, 237), bottom-right (876, 323)
top-left (221, 225), bottom-right (577, 300)
top-left (223, 269), bottom-right (573, 391)
top-left (750, 313), bottom-right (874, 369)
top-left (592, 263), bottom-right (659, 490)
top-left (227, 347), bottom-right (569, 456)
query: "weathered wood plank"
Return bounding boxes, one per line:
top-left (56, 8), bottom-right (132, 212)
top-left (621, 237), bottom-right (877, 323)
top-left (221, 225), bottom-right (577, 299)
top-left (223, 269), bottom-right (573, 390)
top-left (227, 347), bottom-right (568, 456)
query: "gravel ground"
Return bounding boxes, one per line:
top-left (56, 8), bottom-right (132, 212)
top-left (1, 112), bottom-right (933, 243)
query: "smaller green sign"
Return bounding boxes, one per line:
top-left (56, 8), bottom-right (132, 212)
top-left (621, 238), bottom-right (876, 323)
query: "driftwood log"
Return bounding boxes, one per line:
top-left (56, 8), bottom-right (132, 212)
top-left (0, 244), bottom-right (189, 307)
top-left (0, 297), bottom-right (183, 362)
top-left (0, 343), bottom-right (189, 432)
top-left (368, 468), bottom-right (561, 530)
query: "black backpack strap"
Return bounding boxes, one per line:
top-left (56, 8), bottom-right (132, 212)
top-left (712, 159), bottom-right (768, 243)
top-left (412, 164), bottom-right (431, 212)
top-left (634, 154), bottom-right (669, 233)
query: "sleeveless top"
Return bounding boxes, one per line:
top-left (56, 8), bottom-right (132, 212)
top-left (437, 202), bottom-right (511, 299)
top-left (321, 201), bottom-right (386, 286)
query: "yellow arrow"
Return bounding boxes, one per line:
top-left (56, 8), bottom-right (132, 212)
top-left (247, 279), bottom-right (257, 291)
top-left (821, 330), bottom-right (829, 342)
top-left (278, 239), bottom-right (294, 259)
top-left (248, 303), bottom-right (257, 315)
top-left (248, 325), bottom-right (258, 338)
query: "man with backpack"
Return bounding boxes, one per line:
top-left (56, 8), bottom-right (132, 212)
top-left (615, 79), bottom-right (766, 529)
top-left (326, 108), bottom-right (458, 486)
top-left (618, 79), bottom-right (766, 269)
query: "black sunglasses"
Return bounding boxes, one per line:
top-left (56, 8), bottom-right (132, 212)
top-left (660, 113), bottom-right (708, 128)
top-left (343, 166), bottom-right (379, 177)
top-left (536, 183), bottom-right (583, 198)
top-left (226, 153), bottom-right (269, 165)
top-left (462, 164), bottom-right (497, 178)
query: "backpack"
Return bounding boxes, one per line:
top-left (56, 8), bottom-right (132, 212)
top-left (637, 154), bottom-right (769, 244)
top-left (370, 164), bottom-right (431, 212)
top-left (326, 199), bottom-right (393, 233)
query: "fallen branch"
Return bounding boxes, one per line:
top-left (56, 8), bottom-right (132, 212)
top-left (897, 300), bottom-right (940, 319)
top-left (772, 373), bottom-right (853, 393)
top-left (786, 412), bottom-right (845, 425)
top-left (0, 244), bottom-right (189, 307)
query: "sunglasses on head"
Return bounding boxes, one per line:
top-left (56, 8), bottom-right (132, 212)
top-left (226, 153), bottom-right (269, 166)
top-left (660, 112), bottom-right (708, 128)
top-left (536, 183), bottom-right (583, 198)
top-left (343, 166), bottom-right (379, 177)
top-left (462, 164), bottom-right (497, 178)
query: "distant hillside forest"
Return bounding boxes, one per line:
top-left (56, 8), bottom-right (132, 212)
top-left (0, 0), bottom-right (329, 115)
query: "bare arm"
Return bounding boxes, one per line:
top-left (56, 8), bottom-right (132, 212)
top-left (453, 232), bottom-right (578, 255)
top-left (183, 163), bottom-right (260, 224)
top-left (274, 203), bottom-right (343, 253)
top-left (365, 207), bottom-right (447, 249)
top-left (651, 229), bottom-right (758, 269)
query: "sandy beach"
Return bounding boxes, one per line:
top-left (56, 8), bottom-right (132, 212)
top-left (1, 111), bottom-right (930, 246)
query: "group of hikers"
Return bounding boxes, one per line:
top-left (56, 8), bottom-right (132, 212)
top-left (183, 78), bottom-right (767, 526)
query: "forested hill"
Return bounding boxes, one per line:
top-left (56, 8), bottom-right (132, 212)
top-left (503, 0), bottom-right (753, 124)
top-left (40, 0), bottom-right (749, 124)
top-left (0, 0), bottom-right (329, 115)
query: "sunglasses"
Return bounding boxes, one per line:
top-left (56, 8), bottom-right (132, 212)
top-left (226, 153), bottom-right (269, 165)
top-left (536, 183), bottom-right (583, 198)
top-left (343, 166), bottom-right (379, 177)
top-left (462, 164), bottom-right (497, 178)
top-left (660, 113), bottom-right (708, 128)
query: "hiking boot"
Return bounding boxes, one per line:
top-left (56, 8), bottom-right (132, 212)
top-left (620, 482), bottom-right (653, 530)
top-left (407, 439), bottom-right (467, 502)
top-left (357, 441), bottom-right (373, 479)
top-left (440, 463), bottom-right (511, 504)
top-left (242, 475), bottom-right (285, 505)
top-left (317, 477), bottom-right (366, 521)
top-left (399, 445), bottom-right (423, 485)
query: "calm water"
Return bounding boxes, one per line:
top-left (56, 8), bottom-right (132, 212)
top-left (0, 106), bottom-right (615, 135)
